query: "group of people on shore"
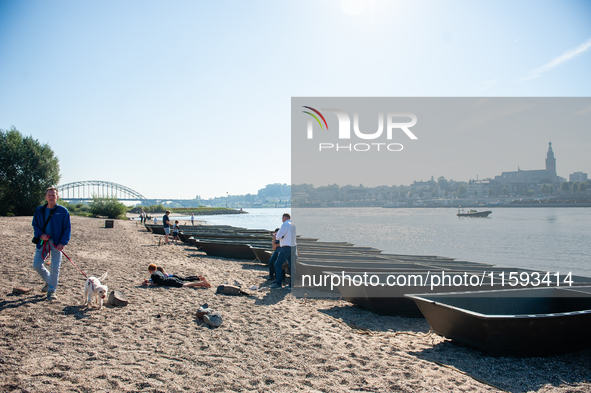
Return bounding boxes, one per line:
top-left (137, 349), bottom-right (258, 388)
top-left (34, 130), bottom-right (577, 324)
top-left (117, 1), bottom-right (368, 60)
top-left (30, 187), bottom-right (294, 300)
top-left (162, 210), bottom-right (181, 244)
top-left (29, 190), bottom-right (207, 300)
top-left (138, 210), bottom-right (149, 224)
top-left (268, 213), bottom-right (296, 289)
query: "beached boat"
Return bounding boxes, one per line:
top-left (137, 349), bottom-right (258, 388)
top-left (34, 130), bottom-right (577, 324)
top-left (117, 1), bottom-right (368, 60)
top-left (195, 240), bottom-right (258, 260)
top-left (456, 207), bottom-right (492, 217)
top-left (329, 270), bottom-right (555, 317)
top-left (406, 286), bottom-right (591, 356)
top-left (145, 224), bottom-right (165, 234)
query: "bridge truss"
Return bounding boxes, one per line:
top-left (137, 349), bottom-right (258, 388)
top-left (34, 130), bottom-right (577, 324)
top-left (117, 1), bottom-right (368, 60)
top-left (57, 180), bottom-right (146, 201)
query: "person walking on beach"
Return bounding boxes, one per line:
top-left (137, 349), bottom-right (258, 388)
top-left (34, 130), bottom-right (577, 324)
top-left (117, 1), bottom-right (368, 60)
top-left (163, 210), bottom-right (172, 244)
top-left (191, 213), bottom-right (194, 226)
top-left (32, 187), bottom-right (71, 301)
top-left (271, 213), bottom-right (296, 289)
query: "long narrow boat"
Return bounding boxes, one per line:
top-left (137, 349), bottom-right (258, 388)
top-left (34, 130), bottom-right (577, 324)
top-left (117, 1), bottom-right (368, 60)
top-left (330, 270), bottom-right (546, 317)
top-left (196, 240), bottom-right (258, 260)
top-left (406, 286), bottom-right (591, 356)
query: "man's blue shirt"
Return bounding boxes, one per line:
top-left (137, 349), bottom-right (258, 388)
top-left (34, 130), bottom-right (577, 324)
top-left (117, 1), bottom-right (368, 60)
top-left (32, 204), bottom-right (71, 248)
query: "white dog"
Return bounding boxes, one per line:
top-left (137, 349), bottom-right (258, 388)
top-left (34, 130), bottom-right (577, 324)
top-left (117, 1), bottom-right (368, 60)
top-left (84, 272), bottom-right (108, 309)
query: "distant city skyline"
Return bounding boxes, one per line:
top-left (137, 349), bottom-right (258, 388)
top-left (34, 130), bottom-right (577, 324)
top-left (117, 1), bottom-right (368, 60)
top-left (292, 98), bottom-right (590, 191)
top-left (1, 1), bottom-right (590, 199)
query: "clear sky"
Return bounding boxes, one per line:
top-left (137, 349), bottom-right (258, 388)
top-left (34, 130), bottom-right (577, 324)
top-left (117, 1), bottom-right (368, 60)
top-left (1, 0), bottom-right (590, 199)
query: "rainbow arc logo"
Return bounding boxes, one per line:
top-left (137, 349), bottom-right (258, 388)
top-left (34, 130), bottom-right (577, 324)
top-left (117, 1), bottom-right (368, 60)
top-left (302, 106), bottom-right (328, 131)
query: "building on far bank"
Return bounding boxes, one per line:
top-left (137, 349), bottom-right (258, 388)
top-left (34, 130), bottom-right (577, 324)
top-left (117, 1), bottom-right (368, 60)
top-left (569, 172), bottom-right (588, 182)
top-left (494, 142), bottom-right (558, 186)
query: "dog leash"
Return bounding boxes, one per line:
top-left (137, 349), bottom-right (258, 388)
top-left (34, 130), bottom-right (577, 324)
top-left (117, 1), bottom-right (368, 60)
top-left (60, 250), bottom-right (88, 278)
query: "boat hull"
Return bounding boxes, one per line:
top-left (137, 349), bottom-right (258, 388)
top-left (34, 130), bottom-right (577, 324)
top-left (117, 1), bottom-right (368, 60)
top-left (406, 286), bottom-right (591, 356)
top-left (457, 210), bottom-right (492, 217)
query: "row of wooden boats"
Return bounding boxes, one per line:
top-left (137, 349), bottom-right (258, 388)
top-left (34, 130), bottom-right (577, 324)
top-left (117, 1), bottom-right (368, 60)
top-left (145, 222), bottom-right (591, 356)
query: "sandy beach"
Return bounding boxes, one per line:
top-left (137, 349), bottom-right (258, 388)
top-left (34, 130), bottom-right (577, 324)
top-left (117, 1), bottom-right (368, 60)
top-left (1, 216), bottom-right (590, 393)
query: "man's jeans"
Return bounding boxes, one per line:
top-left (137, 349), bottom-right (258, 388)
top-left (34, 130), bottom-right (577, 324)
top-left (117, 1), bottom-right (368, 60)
top-left (268, 250), bottom-right (279, 278)
top-left (33, 241), bottom-right (62, 292)
top-left (274, 246), bottom-right (292, 286)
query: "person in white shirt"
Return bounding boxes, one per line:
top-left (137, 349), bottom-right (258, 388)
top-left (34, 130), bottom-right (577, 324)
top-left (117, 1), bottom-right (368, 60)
top-left (271, 213), bottom-right (296, 288)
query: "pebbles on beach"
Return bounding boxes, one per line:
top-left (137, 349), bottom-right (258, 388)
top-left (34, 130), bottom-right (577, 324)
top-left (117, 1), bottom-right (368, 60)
top-left (0, 216), bottom-right (589, 392)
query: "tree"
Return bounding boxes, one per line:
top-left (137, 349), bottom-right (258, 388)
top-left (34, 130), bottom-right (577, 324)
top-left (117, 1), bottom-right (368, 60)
top-left (437, 176), bottom-right (449, 190)
top-left (257, 183), bottom-right (290, 198)
top-left (89, 195), bottom-right (127, 218)
top-left (561, 182), bottom-right (571, 193)
top-left (0, 127), bottom-right (60, 216)
top-left (580, 182), bottom-right (588, 193)
top-left (457, 185), bottom-right (467, 197)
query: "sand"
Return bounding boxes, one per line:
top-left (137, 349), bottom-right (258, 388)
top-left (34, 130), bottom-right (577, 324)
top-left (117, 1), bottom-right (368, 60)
top-left (0, 216), bottom-right (590, 393)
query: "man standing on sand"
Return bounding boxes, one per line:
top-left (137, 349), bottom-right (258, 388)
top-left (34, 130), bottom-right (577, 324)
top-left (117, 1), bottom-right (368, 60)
top-left (163, 210), bottom-right (172, 244)
top-left (267, 228), bottom-right (280, 281)
top-left (32, 187), bottom-right (71, 301)
top-left (191, 213), bottom-right (194, 226)
top-left (271, 213), bottom-right (296, 289)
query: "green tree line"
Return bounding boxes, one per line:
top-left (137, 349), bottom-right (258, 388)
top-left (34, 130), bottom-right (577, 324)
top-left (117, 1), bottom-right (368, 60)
top-left (0, 127), bottom-right (60, 215)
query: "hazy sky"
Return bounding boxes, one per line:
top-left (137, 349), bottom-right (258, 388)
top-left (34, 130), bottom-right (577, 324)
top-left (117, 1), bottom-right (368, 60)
top-left (1, 0), bottom-right (590, 199)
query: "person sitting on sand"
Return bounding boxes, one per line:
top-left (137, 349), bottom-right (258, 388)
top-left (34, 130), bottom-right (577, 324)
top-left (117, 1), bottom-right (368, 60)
top-left (142, 264), bottom-right (210, 288)
top-left (156, 266), bottom-right (206, 282)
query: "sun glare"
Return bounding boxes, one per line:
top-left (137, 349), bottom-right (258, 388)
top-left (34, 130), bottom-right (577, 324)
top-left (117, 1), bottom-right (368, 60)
top-left (341, 0), bottom-right (366, 16)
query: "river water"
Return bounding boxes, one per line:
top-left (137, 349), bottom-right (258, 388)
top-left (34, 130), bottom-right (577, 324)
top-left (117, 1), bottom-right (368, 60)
top-left (178, 207), bottom-right (591, 278)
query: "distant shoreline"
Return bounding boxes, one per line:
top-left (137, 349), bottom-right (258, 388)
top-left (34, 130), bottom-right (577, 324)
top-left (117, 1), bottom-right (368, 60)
top-left (384, 203), bottom-right (591, 208)
top-left (294, 203), bottom-right (591, 208)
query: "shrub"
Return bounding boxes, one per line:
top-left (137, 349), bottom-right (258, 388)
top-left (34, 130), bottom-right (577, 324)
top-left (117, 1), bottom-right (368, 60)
top-left (89, 195), bottom-right (127, 219)
top-left (145, 204), bottom-right (166, 213)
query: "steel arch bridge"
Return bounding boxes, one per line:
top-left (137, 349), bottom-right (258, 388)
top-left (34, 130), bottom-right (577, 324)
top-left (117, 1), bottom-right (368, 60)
top-left (57, 181), bottom-right (146, 201)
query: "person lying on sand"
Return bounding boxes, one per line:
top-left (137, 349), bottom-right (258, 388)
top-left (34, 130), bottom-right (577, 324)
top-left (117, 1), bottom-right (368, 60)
top-left (142, 264), bottom-right (211, 288)
top-left (156, 266), bottom-right (206, 282)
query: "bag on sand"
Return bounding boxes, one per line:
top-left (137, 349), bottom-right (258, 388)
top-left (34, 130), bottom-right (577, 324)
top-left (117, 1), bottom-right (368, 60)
top-left (196, 303), bottom-right (212, 319)
top-left (215, 284), bottom-right (249, 296)
top-left (204, 312), bottom-right (223, 327)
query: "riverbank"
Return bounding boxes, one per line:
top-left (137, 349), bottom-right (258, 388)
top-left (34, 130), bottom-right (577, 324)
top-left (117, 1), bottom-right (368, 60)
top-left (1, 216), bottom-right (589, 392)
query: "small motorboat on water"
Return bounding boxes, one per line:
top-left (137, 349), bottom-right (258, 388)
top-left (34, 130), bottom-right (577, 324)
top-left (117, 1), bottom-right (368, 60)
top-left (457, 206), bottom-right (491, 217)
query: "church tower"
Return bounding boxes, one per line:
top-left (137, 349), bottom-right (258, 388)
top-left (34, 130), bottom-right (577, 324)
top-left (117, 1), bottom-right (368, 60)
top-left (545, 142), bottom-right (556, 179)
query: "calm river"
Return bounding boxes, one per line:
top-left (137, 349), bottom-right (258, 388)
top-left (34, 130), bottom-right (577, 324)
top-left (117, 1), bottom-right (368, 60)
top-left (180, 207), bottom-right (591, 278)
